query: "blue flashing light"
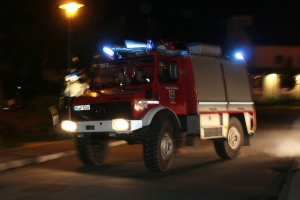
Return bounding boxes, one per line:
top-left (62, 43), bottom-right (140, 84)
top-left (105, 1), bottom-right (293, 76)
top-left (147, 39), bottom-right (154, 51)
top-left (124, 40), bottom-right (147, 48)
top-left (235, 52), bottom-right (244, 60)
top-left (103, 47), bottom-right (114, 56)
top-left (65, 72), bottom-right (80, 82)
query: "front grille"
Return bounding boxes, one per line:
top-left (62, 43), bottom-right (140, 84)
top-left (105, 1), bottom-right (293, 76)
top-left (74, 101), bottom-right (132, 121)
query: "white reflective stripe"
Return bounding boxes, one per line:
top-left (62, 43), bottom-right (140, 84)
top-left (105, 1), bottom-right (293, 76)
top-left (198, 102), bottom-right (228, 105)
top-left (198, 102), bottom-right (254, 105)
top-left (229, 102), bottom-right (254, 105)
top-left (138, 101), bottom-right (159, 104)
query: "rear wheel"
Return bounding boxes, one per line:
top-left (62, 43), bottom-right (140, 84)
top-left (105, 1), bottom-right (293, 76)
top-left (77, 134), bottom-right (108, 165)
top-left (214, 117), bottom-right (243, 159)
top-left (144, 114), bottom-right (174, 172)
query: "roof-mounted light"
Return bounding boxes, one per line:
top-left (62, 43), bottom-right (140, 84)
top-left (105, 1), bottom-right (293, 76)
top-left (103, 46), bottom-right (114, 56)
top-left (235, 52), bottom-right (244, 60)
top-left (124, 40), bottom-right (147, 48)
top-left (147, 39), bottom-right (154, 52)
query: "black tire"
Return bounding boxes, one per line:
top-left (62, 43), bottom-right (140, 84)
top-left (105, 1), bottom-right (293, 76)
top-left (213, 117), bottom-right (244, 159)
top-left (77, 134), bottom-right (108, 165)
top-left (144, 114), bottom-right (175, 172)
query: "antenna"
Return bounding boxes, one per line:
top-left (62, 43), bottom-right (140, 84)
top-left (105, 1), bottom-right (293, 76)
top-left (160, 39), bottom-right (167, 45)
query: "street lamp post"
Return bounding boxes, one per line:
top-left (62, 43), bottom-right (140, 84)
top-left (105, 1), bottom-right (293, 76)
top-left (59, 2), bottom-right (84, 120)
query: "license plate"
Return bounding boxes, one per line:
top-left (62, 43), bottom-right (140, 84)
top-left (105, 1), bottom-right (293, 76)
top-left (74, 105), bottom-right (90, 111)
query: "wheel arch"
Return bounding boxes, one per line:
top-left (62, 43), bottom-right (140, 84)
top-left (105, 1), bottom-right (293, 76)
top-left (229, 114), bottom-right (250, 146)
top-left (142, 106), bottom-right (182, 140)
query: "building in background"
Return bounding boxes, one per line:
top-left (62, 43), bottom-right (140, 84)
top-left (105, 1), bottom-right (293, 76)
top-left (247, 46), bottom-right (300, 101)
top-left (227, 16), bottom-right (300, 101)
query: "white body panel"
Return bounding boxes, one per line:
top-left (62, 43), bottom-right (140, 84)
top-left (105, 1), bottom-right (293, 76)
top-left (190, 54), bottom-right (255, 139)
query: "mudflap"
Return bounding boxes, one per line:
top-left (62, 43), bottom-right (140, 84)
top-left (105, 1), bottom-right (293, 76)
top-left (243, 132), bottom-right (250, 146)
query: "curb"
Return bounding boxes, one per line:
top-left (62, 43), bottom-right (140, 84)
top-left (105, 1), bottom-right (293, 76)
top-left (279, 157), bottom-right (300, 200)
top-left (0, 150), bottom-right (77, 172)
top-left (0, 141), bottom-right (128, 172)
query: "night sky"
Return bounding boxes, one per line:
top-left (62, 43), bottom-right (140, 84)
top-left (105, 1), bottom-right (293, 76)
top-left (1, 1), bottom-right (300, 53)
top-left (1, 0), bottom-right (300, 84)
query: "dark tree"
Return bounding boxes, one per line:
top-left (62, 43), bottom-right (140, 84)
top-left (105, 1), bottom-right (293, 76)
top-left (280, 57), bottom-right (296, 90)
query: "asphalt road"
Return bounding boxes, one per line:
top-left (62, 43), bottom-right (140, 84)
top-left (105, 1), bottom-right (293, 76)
top-left (0, 108), bottom-right (299, 199)
top-left (0, 142), bottom-right (294, 199)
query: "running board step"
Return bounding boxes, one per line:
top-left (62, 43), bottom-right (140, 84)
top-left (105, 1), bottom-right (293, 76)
top-left (201, 127), bottom-right (224, 139)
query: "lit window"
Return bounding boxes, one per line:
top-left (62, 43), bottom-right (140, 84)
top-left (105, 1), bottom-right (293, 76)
top-left (295, 75), bottom-right (300, 85)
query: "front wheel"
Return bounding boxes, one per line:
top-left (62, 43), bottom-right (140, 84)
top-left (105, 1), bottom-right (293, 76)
top-left (144, 114), bottom-right (175, 172)
top-left (77, 134), bottom-right (108, 165)
top-left (213, 117), bottom-right (244, 159)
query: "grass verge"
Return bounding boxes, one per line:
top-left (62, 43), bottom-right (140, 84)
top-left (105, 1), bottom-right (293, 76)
top-left (0, 93), bottom-right (73, 150)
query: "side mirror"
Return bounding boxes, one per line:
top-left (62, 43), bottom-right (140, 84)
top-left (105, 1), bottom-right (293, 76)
top-left (169, 62), bottom-right (178, 80)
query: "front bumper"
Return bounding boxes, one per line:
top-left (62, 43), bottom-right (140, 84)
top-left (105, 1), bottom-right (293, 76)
top-left (61, 120), bottom-right (143, 134)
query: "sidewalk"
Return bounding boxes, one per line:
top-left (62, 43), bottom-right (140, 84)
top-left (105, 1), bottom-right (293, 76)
top-left (279, 157), bottom-right (300, 200)
top-left (0, 139), bottom-right (299, 199)
top-left (0, 139), bottom-right (77, 172)
top-left (288, 168), bottom-right (300, 200)
top-left (0, 139), bottom-right (127, 172)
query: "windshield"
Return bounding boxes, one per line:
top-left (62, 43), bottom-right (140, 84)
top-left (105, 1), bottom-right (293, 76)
top-left (94, 56), bottom-right (154, 88)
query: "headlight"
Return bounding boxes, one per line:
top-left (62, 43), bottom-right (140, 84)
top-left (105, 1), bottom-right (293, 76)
top-left (112, 119), bottom-right (130, 131)
top-left (61, 120), bottom-right (77, 132)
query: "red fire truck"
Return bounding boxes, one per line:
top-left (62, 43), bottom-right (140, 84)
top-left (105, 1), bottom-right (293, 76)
top-left (61, 41), bottom-right (256, 172)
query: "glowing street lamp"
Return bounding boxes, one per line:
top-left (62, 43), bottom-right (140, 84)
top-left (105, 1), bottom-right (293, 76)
top-left (59, 2), bottom-right (84, 72)
top-left (59, 2), bottom-right (84, 18)
top-left (59, 2), bottom-right (84, 120)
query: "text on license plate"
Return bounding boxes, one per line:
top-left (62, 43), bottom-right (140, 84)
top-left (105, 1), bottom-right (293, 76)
top-left (74, 105), bottom-right (90, 111)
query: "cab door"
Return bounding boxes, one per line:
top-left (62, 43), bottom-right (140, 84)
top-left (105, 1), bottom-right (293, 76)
top-left (156, 58), bottom-right (186, 114)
